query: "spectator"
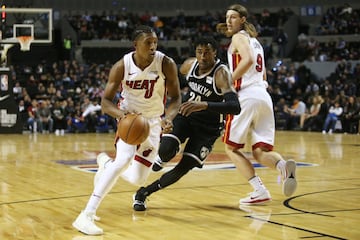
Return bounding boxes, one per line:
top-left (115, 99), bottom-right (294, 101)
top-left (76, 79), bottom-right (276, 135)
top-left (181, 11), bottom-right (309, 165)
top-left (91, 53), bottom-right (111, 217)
top-left (274, 97), bottom-right (288, 130)
top-left (51, 100), bottom-right (67, 135)
top-left (341, 96), bottom-right (360, 133)
top-left (322, 101), bottom-right (343, 134)
top-left (339, 3), bottom-right (352, 15)
top-left (95, 112), bottom-right (109, 133)
top-left (26, 75), bottom-right (39, 99)
top-left (38, 100), bottom-right (54, 133)
top-left (81, 97), bottom-right (101, 132)
top-left (300, 95), bottom-right (323, 131)
top-left (274, 28), bottom-right (288, 58)
top-left (63, 35), bottom-right (74, 60)
top-left (284, 97), bottom-right (306, 130)
top-left (68, 108), bottom-right (87, 133)
top-left (13, 81), bottom-right (23, 101)
top-left (47, 82), bottom-right (57, 97)
top-left (18, 99), bottom-right (28, 129)
top-left (26, 99), bottom-right (40, 133)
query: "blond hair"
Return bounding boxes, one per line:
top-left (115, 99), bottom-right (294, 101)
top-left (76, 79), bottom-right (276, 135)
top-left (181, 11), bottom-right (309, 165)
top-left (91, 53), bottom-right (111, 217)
top-left (217, 4), bottom-right (258, 38)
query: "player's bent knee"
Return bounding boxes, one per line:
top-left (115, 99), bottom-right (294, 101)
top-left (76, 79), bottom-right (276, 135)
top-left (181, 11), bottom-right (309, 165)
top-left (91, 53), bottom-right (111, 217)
top-left (158, 135), bottom-right (180, 162)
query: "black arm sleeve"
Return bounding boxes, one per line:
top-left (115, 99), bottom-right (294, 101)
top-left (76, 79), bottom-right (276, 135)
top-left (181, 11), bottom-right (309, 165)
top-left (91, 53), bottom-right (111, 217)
top-left (207, 91), bottom-right (241, 114)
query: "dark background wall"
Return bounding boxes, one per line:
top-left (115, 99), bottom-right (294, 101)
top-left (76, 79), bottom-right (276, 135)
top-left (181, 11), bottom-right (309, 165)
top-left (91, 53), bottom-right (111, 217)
top-left (5, 0), bottom-right (360, 16)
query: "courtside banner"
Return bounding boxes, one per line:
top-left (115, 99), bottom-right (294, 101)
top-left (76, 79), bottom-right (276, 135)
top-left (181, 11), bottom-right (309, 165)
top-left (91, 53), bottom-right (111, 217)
top-left (0, 67), bottom-right (23, 133)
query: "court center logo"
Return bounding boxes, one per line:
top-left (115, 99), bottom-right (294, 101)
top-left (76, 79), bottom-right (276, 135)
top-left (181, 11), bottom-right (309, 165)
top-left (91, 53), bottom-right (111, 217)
top-left (55, 151), bottom-right (318, 173)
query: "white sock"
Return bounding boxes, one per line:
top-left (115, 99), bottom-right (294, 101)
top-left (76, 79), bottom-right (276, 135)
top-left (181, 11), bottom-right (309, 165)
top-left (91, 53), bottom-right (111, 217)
top-left (249, 176), bottom-right (266, 192)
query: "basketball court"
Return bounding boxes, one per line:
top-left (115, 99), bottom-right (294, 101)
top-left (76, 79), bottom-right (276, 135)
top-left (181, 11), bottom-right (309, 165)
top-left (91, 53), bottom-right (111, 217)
top-left (0, 6), bottom-right (359, 240)
top-left (0, 131), bottom-right (359, 239)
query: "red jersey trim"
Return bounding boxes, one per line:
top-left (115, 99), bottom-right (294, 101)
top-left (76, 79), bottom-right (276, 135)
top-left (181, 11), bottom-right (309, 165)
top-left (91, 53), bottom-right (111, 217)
top-left (252, 142), bottom-right (274, 151)
top-left (222, 114), bottom-right (245, 149)
top-left (232, 53), bottom-right (242, 91)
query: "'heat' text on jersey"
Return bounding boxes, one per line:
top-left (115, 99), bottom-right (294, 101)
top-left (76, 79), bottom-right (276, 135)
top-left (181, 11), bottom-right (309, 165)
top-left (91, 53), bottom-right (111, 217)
top-left (125, 77), bottom-right (158, 98)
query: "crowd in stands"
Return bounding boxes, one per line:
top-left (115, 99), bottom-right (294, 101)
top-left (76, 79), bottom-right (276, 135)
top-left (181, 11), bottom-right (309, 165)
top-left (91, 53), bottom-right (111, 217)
top-left (12, 57), bottom-right (359, 135)
top-left (316, 3), bottom-right (359, 35)
top-left (13, 60), bottom-right (119, 134)
top-left (68, 5), bottom-right (360, 64)
top-left (67, 7), bottom-right (294, 44)
top-left (9, 5), bottom-right (360, 135)
top-left (293, 36), bottom-right (360, 62)
top-left (293, 3), bottom-right (360, 62)
top-left (268, 59), bottom-right (360, 134)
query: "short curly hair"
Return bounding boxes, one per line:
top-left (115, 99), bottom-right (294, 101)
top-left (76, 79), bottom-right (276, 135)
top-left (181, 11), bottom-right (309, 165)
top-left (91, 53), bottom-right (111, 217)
top-left (193, 36), bottom-right (218, 51)
top-left (131, 25), bottom-right (155, 41)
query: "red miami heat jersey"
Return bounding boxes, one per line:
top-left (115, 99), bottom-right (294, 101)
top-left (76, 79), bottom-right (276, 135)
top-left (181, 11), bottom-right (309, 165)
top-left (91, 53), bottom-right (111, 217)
top-left (227, 30), bottom-right (265, 91)
top-left (120, 51), bottom-right (166, 118)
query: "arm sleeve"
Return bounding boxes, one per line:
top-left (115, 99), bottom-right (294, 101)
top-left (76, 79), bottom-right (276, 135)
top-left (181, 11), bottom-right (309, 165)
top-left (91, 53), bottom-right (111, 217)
top-left (207, 91), bottom-right (241, 115)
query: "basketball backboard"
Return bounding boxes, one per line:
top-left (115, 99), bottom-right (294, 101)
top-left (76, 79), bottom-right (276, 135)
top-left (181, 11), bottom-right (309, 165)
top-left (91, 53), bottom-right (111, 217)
top-left (0, 8), bottom-right (52, 44)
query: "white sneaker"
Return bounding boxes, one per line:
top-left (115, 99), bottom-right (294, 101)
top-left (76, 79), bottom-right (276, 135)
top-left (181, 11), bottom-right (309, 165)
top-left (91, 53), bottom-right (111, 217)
top-left (239, 189), bottom-right (272, 205)
top-left (94, 152), bottom-right (111, 187)
top-left (72, 211), bottom-right (103, 235)
top-left (282, 159), bottom-right (297, 196)
top-left (322, 130), bottom-right (326, 134)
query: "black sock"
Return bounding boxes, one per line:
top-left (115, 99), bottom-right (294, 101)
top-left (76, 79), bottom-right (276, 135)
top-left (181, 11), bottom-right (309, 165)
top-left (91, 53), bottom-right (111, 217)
top-left (142, 180), bottom-right (161, 197)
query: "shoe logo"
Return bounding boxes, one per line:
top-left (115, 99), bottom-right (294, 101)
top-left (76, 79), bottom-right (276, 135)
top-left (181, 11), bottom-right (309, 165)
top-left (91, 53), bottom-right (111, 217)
top-left (129, 72), bottom-right (137, 75)
top-left (0, 94), bottom-right (10, 101)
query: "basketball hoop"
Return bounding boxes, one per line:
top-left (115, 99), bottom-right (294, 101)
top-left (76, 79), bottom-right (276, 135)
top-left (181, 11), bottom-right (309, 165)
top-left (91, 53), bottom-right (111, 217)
top-left (16, 36), bottom-right (33, 51)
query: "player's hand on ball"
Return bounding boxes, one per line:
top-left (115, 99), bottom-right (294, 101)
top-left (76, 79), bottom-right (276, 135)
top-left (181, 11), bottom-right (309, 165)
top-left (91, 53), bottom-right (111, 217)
top-left (161, 118), bottom-right (173, 133)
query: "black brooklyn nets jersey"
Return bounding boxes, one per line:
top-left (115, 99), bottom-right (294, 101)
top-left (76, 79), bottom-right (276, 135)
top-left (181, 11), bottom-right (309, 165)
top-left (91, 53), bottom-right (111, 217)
top-left (183, 59), bottom-right (226, 126)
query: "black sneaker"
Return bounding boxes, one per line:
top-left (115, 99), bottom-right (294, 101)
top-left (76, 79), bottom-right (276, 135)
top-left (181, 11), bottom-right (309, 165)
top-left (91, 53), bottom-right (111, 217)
top-left (133, 187), bottom-right (147, 211)
top-left (152, 156), bottom-right (165, 172)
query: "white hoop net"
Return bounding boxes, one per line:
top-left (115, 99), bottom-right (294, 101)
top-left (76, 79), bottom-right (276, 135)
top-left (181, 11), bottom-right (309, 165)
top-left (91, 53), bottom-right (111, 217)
top-left (16, 36), bottom-right (33, 51)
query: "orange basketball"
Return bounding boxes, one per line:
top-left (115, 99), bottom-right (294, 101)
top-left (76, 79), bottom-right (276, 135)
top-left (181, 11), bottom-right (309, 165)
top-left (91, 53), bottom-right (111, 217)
top-left (117, 113), bottom-right (150, 145)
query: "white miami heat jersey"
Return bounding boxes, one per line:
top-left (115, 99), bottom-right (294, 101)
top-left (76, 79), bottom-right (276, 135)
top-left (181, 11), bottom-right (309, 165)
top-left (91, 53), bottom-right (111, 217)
top-left (227, 30), bottom-right (265, 91)
top-left (120, 51), bottom-right (166, 118)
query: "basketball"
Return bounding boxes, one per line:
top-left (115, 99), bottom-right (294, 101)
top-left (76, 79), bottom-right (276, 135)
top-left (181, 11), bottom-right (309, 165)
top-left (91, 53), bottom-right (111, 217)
top-left (117, 113), bottom-right (150, 145)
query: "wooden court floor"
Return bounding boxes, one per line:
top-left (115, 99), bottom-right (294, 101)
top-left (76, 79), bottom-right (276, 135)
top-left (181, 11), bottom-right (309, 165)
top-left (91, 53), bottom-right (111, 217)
top-left (0, 131), bottom-right (359, 240)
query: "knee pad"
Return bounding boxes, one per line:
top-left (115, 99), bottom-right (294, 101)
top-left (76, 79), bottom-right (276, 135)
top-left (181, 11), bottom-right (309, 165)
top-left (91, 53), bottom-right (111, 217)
top-left (158, 134), bottom-right (181, 162)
